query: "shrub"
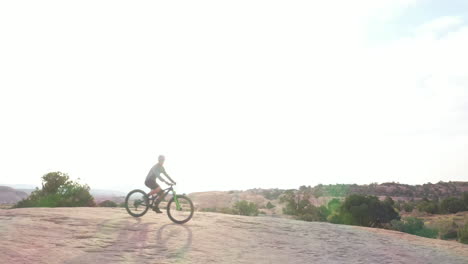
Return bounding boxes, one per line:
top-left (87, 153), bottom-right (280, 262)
top-left (318, 205), bottom-right (330, 221)
top-left (384, 196), bottom-right (395, 207)
top-left (400, 217), bottom-right (424, 233)
top-left (294, 204), bottom-right (328, 222)
top-left (266, 201), bottom-right (275, 209)
top-left (327, 213), bottom-right (342, 224)
top-left (390, 217), bottom-right (437, 238)
top-left (434, 219), bottom-right (458, 240)
top-left (440, 197), bottom-right (465, 214)
top-left (458, 222), bottom-right (468, 244)
top-left (15, 172), bottom-right (95, 208)
top-left (442, 229), bottom-right (459, 240)
top-left (262, 189), bottom-right (284, 200)
top-left (234, 200), bottom-right (259, 216)
top-left (99, 200), bottom-right (118, 207)
top-left (280, 190), bottom-right (299, 215)
top-left (417, 200), bottom-right (439, 214)
top-left (327, 198), bottom-right (341, 213)
top-left (340, 195), bottom-right (399, 227)
top-left (414, 227), bottom-right (438, 238)
top-left (402, 202), bottom-right (414, 213)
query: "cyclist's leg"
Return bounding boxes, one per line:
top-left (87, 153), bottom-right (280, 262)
top-left (145, 180), bottom-right (161, 196)
top-left (149, 186), bottom-right (161, 196)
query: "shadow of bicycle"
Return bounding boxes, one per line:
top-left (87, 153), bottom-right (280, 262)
top-left (154, 223), bottom-right (193, 260)
top-left (63, 216), bottom-right (193, 263)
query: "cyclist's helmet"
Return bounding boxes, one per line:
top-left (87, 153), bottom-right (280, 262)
top-left (158, 155), bottom-right (165, 162)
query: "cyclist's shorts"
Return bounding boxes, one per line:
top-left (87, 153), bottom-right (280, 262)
top-left (145, 179), bottom-right (159, 190)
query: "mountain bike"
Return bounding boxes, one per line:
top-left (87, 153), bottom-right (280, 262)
top-left (124, 184), bottom-right (194, 224)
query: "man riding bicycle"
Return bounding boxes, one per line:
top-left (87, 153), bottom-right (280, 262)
top-left (145, 155), bottom-right (176, 213)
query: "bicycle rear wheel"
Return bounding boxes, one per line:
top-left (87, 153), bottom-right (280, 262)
top-left (125, 189), bottom-right (150, 217)
top-left (167, 195), bottom-right (194, 224)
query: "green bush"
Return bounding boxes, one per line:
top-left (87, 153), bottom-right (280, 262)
top-left (414, 227), bottom-right (438, 238)
top-left (390, 217), bottom-right (437, 238)
top-left (266, 201), bottom-right (275, 209)
top-left (402, 202), bottom-right (414, 213)
top-left (261, 189), bottom-right (284, 200)
top-left (440, 197), bottom-right (465, 214)
top-left (15, 172), bottom-right (95, 208)
top-left (417, 200), bottom-right (439, 214)
top-left (441, 229), bottom-right (459, 240)
top-left (327, 213), bottom-right (342, 224)
top-left (327, 198), bottom-right (342, 213)
top-left (384, 196), bottom-right (395, 207)
top-left (340, 195), bottom-right (399, 227)
top-left (234, 200), bottom-right (259, 216)
top-left (458, 222), bottom-right (468, 244)
top-left (434, 219), bottom-right (458, 240)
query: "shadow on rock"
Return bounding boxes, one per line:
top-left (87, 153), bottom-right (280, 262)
top-left (154, 223), bottom-right (193, 260)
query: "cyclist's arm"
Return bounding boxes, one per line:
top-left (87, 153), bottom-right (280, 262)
top-left (155, 174), bottom-right (169, 185)
top-left (162, 167), bottom-right (176, 184)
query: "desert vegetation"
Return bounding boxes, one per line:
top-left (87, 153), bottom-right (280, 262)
top-left (311, 181), bottom-right (468, 199)
top-left (200, 200), bottom-right (259, 216)
top-left (14, 172), bottom-right (95, 208)
top-left (277, 186), bottom-right (468, 244)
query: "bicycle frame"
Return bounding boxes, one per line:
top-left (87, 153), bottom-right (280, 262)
top-left (150, 186), bottom-right (182, 211)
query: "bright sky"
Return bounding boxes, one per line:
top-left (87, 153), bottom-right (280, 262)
top-left (1, 0), bottom-right (467, 194)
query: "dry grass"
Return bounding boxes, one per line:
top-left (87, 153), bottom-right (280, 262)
top-left (415, 211), bottom-right (468, 227)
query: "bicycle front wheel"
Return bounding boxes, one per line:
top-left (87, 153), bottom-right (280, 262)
top-left (167, 195), bottom-right (194, 224)
top-left (125, 189), bottom-right (150, 217)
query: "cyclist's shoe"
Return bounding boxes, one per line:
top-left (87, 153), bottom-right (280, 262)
top-left (153, 206), bottom-right (162, 213)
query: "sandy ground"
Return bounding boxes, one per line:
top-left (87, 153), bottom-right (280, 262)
top-left (1, 208), bottom-right (468, 264)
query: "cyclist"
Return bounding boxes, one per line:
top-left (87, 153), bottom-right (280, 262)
top-left (145, 155), bottom-right (176, 213)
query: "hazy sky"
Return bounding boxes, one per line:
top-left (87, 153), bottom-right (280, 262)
top-left (1, 0), bottom-right (467, 194)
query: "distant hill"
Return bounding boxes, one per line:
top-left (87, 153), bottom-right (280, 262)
top-left (2, 181), bottom-right (466, 209)
top-left (0, 186), bottom-right (28, 204)
top-left (188, 181), bottom-right (468, 213)
top-left (90, 189), bottom-right (127, 204)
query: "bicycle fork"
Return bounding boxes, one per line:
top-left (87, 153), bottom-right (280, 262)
top-left (172, 190), bottom-right (182, 211)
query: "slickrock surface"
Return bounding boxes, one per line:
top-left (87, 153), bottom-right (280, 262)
top-left (1, 208), bottom-right (467, 264)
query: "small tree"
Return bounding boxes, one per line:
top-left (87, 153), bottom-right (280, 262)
top-left (440, 197), bottom-right (465, 214)
top-left (266, 201), bottom-right (275, 209)
top-left (384, 196), bottom-right (395, 207)
top-left (234, 200), bottom-right (259, 216)
top-left (15, 172), bottom-right (95, 208)
top-left (417, 200), bottom-right (439, 214)
top-left (327, 198), bottom-right (341, 213)
top-left (339, 194), bottom-right (399, 227)
top-left (280, 190), bottom-right (298, 215)
top-left (402, 202), bottom-right (414, 213)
